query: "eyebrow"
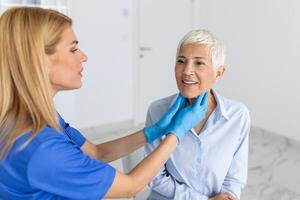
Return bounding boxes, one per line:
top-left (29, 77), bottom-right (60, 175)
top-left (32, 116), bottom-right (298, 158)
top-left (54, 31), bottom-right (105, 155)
top-left (177, 56), bottom-right (206, 59)
top-left (193, 57), bottom-right (206, 59)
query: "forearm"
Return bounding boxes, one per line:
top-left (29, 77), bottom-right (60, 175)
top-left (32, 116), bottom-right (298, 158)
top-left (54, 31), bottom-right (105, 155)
top-left (96, 130), bottom-right (146, 162)
top-left (128, 134), bottom-right (178, 195)
top-left (221, 182), bottom-right (243, 200)
top-left (105, 134), bottom-right (178, 198)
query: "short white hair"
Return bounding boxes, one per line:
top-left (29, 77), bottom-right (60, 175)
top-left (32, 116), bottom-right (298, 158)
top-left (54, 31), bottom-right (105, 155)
top-left (176, 29), bottom-right (225, 70)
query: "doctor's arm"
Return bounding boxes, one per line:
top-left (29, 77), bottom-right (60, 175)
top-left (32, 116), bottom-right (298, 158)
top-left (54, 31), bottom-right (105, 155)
top-left (105, 133), bottom-right (178, 198)
top-left (82, 130), bottom-right (147, 163)
top-left (82, 93), bottom-right (186, 163)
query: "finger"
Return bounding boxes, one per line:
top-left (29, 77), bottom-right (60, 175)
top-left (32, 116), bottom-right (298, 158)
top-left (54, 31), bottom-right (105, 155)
top-left (192, 92), bottom-right (205, 108)
top-left (224, 193), bottom-right (235, 200)
top-left (200, 92), bottom-right (209, 106)
top-left (178, 93), bottom-right (186, 109)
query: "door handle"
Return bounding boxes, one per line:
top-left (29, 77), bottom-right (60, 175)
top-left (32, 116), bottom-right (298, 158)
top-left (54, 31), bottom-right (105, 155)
top-left (139, 46), bottom-right (152, 51)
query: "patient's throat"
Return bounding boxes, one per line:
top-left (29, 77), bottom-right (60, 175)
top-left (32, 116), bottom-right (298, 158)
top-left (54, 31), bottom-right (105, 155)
top-left (190, 92), bottom-right (217, 135)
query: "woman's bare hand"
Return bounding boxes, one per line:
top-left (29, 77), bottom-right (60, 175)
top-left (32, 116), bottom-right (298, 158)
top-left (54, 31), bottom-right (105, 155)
top-left (209, 193), bottom-right (236, 200)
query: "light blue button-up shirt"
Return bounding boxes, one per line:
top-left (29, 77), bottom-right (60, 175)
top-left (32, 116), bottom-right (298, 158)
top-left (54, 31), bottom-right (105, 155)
top-left (145, 90), bottom-right (250, 200)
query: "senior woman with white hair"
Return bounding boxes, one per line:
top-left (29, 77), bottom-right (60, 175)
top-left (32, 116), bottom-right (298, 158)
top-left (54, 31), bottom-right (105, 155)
top-left (145, 29), bottom-right (250, 200)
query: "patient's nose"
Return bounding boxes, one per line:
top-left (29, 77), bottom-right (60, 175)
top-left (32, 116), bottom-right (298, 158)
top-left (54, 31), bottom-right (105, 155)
top-left (183, 61), bottom-right (195, 76)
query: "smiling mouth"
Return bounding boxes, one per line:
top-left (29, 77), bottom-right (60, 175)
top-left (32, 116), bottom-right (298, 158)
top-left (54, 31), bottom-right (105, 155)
top-left (182, 80), bottom-right (198, 86)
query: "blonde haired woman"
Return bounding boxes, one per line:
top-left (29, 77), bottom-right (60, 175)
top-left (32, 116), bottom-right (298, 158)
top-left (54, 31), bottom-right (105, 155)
top-left (0, 7), bottom-right (209, 199)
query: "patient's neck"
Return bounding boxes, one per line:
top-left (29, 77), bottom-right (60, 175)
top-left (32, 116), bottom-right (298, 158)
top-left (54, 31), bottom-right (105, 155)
top-left (187, 91), bottom-right (217, 135)
top-left (187, 91), bottom-right (216, 108)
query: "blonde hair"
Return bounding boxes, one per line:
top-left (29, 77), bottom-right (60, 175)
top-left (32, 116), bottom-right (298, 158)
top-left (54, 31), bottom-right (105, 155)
top-left (0, 7), bottom-right (72, 159)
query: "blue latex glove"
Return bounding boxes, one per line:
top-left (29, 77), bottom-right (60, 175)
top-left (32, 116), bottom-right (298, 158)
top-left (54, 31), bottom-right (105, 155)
top-left (165, 92), bottom-right (208, 143)
top-left (144, 93), bottom-right (186, 143)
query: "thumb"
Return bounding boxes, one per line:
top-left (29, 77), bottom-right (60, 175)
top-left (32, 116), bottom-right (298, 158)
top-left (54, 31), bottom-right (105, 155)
top-left (192, 92), bottom-right (207, 109)
top-left (200, 92), bottom-right (209, 107)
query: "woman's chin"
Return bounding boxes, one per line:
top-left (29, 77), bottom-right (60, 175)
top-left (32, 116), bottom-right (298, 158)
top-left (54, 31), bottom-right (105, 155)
top-left (180, 90), bottom-right (201, 99)
top-left (180, 88), bottom-right (209, 99)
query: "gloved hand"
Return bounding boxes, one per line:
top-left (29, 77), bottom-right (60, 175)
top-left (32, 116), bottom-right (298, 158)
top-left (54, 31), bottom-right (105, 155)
top-left (144, 93), bottom-right (186, 143)
top-left (165, 92), bottom-right (208, 143)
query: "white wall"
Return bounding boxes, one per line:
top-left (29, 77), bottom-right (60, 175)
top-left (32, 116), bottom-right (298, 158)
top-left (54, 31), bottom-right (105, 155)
top-left (195, 0), bottom-right (300, 141)
top-left (55, 0), bottom-right (300, 141)
top-left (55, 0), bottom-right (134, 129)
top-left (134, 0), bottom-right (194, 123)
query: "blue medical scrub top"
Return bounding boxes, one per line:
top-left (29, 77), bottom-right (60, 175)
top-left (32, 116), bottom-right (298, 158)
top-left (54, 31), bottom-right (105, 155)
top-left (0, 114), bottom-right (116, 200)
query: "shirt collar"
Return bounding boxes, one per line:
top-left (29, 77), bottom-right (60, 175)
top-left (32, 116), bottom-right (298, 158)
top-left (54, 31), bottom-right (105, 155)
top-left (57, 112), bottom-right (66, 129)
top-left (211, 89), bottom-right (229, 120)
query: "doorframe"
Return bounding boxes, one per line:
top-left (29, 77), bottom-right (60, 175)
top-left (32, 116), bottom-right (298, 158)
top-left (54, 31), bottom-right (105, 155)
top-left (131, 0), bottom-right (198, 125)
top-left (132, 0), bottom-right (141, 125)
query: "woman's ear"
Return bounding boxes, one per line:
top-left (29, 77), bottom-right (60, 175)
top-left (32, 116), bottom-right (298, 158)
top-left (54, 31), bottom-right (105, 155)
top-left (215, 66), bottom-right (225, 82)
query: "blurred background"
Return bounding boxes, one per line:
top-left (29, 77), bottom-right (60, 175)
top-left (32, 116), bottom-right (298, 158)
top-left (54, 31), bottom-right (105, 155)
top-left (1, 0), bottom-right (299, 199)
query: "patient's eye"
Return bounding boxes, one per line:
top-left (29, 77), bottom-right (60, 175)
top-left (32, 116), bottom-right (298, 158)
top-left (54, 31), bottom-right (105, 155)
top-left (177, 59), bottom-right (185, 64)
top-left (71, 48), bottom-right (78, 53)
top-left (194, 60), bottom-right (206, 69)
top-left (195, 60), bottom-right (205, 65)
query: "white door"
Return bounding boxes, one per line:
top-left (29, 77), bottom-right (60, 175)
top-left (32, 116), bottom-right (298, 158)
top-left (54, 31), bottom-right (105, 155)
top-left (135, 0), bottom-right (195, 123)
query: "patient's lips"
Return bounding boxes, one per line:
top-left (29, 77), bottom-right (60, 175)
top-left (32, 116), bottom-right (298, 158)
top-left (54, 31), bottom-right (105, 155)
top-left (182, 79), bottom-right (198, 86)
top-left (180, 78), bottom-right (200, 99)
top-left (78, 68), bottom-right (83, 77)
